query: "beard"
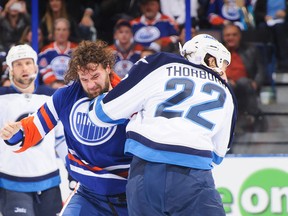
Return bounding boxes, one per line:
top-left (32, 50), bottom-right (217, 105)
top-left (14, 75), bottom-right (35, 87)
top-left (85, 77), bottom-right (110, 99)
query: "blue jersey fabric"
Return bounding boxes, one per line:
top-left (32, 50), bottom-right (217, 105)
top-left (53, 82), bottom-right (131, 195)
top-left (11, 81), bottom-right (132, 196)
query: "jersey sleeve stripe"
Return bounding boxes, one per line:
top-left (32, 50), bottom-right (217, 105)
top-left (39, 105), bottom-right (55, 131)
top-left (43, 103), bottom-right (58, 126)
top-left (15, 116), bottom-right (42, 153)
top-left (46, 98), bottom-right (59, 121)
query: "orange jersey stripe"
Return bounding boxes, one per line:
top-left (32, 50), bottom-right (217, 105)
top-left (68, 153), bottom-right (103, 172)
top-left (15, 117), bottom-right (42, 153)
top-left (39, 106), bottom-right (54, 130)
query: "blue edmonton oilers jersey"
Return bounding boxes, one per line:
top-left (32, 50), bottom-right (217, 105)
top-left (12, 82), bottom-right (131, 195)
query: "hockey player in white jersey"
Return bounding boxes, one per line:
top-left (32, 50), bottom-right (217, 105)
top-left (0, 44), bottom-right (66, 216)
top-left (88, 34), bottom-right (238, 215)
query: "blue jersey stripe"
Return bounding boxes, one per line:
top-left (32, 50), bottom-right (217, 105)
top-left (125, 138), bottom-right (213, 170)
top-left (0, 176), bottom-right (61, 192)
top-left (212, 152), bottom-right (224, 165)
top-left (127, 131), bottom-right (212, 158)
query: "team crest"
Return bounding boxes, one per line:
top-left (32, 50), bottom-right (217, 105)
top-left (70, 98), bottom-right (117, 146)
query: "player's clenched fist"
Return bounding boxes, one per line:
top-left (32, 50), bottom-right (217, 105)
top-left (0, 122), bottom-right (22, 140)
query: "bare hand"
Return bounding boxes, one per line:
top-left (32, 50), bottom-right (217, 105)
top-left (80, 8), bottom-right (94, 27)
top-left (0, 122), bottom-right (22, 140)
top-left (276, 10), bottom-right (286, 18)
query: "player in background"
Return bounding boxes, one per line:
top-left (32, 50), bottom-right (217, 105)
top-left (0, 40), bottom-right (131, 216)
top-left (0, 44), bottom-right (66, 216)
top-left (88, 34), bottom-right (238, 215)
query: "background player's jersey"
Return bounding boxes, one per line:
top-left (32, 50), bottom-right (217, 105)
top-left (0, 85), bottom-right (64, 192)
top-left (130, 13), bottom-right (179, 47)
top-left (10, 82), bottom-right (131, 195)
top-left (89, 52), bottom-right (237, 170)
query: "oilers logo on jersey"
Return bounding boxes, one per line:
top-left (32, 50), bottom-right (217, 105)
top-left (114, 59), bottom-right (134, 78)
top-left (134, 26), bottom-right (161, 43)
top-left (50, 56), bottom-right (71, 80)
top-left (70, 97), bottom-right (117, 146)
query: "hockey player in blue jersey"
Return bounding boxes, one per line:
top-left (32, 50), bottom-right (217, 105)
top-left (0, 40), bottom-right (131, 216)
top-left (88, 34), bottom-right (238, 215)
top-left (0, 44), bottom-right (65, 216)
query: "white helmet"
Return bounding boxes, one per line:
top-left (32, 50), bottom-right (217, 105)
top-left (6, 44), bottom-right (38, 69)
top-left (179, 34), bottom-right (231, 71)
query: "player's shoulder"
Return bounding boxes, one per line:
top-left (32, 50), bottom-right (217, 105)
top-left (35, 85), bottom-right (56, 96)
top-left (143, 52), bottom-right (191, 67)
top-left (0, 86), bottom-right (15, 95)
top-left (52, 81), bottom-right (80, 98)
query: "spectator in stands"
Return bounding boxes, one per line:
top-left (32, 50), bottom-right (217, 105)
top-left (40, 0), bottom-right (80, 46)
top-left (164, 23), bottom-right (197, 54)
top-left (65, 0), bottom-right (95, 24)
top-left (197, 0), bottom-right (212, 29)
top-left (0, 45), bottom-right (7, 86)
top-left (0, 59), bottom-right (10, 87)
top-left (19, 26), bottom-right (44, 52)
top-left (78, 7), bottom-right (97, 42)
top-left (91, 0), bottom-right (142, 44)
top-left (160, 0), bottom-right (200, 27)
top-left (253, 0), bottom-right (288, 73)
top-left (178, 24), bottom-right (197, 44)
top-left (38, 18), bottom-right (78, 89)
top-left (110, 19), bottom-right (143, 79)
top-left (222, 23), bottom-right (266, 131)
top-left (0, 76), bottom-right (10, 87)
top-left (140, 47), bottom-right (157, 58)
top-left (207, 0), bottom-right (255, 30)
top-left (130, 0), bottom-right (179, 52)
top-left (0, 0), bottom-right (30, 52)
top-left (161, 0), bottom-right (211, 29)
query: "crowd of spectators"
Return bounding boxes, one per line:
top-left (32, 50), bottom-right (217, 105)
top-left (0, 0), bottom-right (288, 131)
top-left (0, 0), bottom-right (287, 213)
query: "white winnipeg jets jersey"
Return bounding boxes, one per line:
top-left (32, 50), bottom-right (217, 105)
top-left (0, 86), bottom-right (65, 192)
top-left (89, 52), bottom-right (237, 170)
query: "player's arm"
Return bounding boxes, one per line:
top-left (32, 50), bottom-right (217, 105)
top-left (0, 99), bottom-right (59, 153)
top-left (88, 59), bottom-right (152, 127)
top-left (0, 121), bottom-right (28, 152)
top-left (0, 115), bottom-right (44, 153)
top-left (211, 97), bottom-right (236, 166)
